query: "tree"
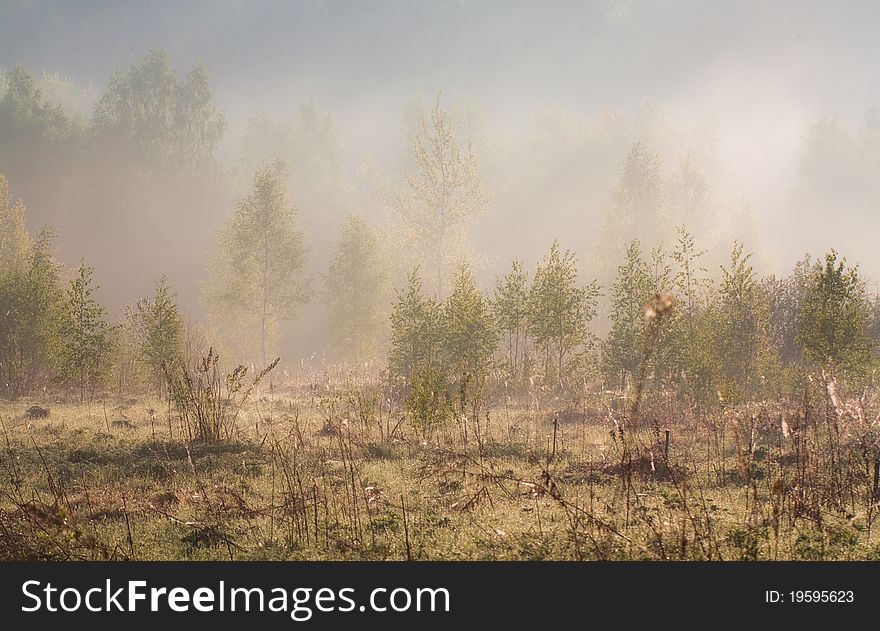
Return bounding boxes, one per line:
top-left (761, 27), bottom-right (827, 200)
top-left (493, 259), bottom-right (530, 381)
top-left (0, 174), bottom-right (29, 270)
top-left (798, 250), bottom-right (872, 376)
top-left (762, 254), bottom-right (812, 367)
top-left (714, 242), bottom-right (770, 402)
top-left (595, 142), bottom-right (666, 285)
top-left (207, 164), bottom-right (311, 367)
top-left (528, 241), bottom-right (600, 386)
top-left (388, 269), bottom-right (442, 385)
top-left (134, 275), bottom-right (184, 396)
top-left (602, 240), bottom-right (653, 389)
top-left (388, 98), bottom-right (491, 299)
top-left (0, 65), bottom-right (73, 152)
top-left (0, 177), bottom-right (62, 398)
top-left (442, 263), bottom-right (497, 413)
top-left (671, 226), bottom-right (708, 335)
top-left (237, 102), bottom-right (347, 258)
top-left (324, 215), bottom-right (388, 361)
top-left (57, 262), bottom-right (113, 402)
top-left (92, 50), bottom-right (225, 172)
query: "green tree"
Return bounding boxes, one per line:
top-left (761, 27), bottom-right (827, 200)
top-left (762, 254), bottom-right (812, 368)
top-left (325, 215), bottom-right (388, 361)
top-left (388, 269), bottom-right (442, 385)
top-left (714, 242), bottom-right (770, 402)
top-left (798, 250), bottom-right (872, 376)
top-left (207, 164), bottom-right (311, 367)
top-left (134, 275), bottom-right (185, 396)
top-left (0, 65), bottom-right (74, 154)
top-left (442, 263), bottom-right (497, 413)
top-left (602, 240), bottom-right (653, 389)
top-left (671, 226), bottom-right (708, 336)
top-left (528, 241), bottom-right (600, 386)
top-left (57, 262), bottom-right (113, 402)
top-left (0, 177), bottom-right (62, 398)
top-left (0, 174), bottom-right (30, 270)
top-left (387, 98), bottom-right (491, 299)
top-left (493, 259), bottom-right (530, 381)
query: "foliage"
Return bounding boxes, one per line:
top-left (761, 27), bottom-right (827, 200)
top-left (405, 365), bottom-right (453, 435)
top-left (56, 262), bottom-right (113, 402)
top-left (388, 269), bottom-right (442, 385)
top-left (713, 242), bottom-right (772, 403)
top-left (388, 98), bottom-right (491, 298)
top-left (602, 240), bottom-right (653, 389)
top-left (164, 347), bottom-right (278, 443)
top-left (762, 255), bottom-right (812, 368)
top-left (92, 50), bottom-right (225, 173)
top-left (206, 163), bottom-right (311, 366)
top-left (493, 259), bottom-right (530, 383)
top-left (528, 241), bottom-right (600, 386)
top-left (324, 215), bottom-right (388, 361)
top-left (0, 177), bottom-right (62, 399)
top-left (798, 250), bottom-right (872, 377)
top-left (441, 263), bottom-right (497, 412)
top-left (133, 275), bottom-right (185, 396)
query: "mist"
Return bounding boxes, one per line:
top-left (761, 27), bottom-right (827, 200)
top-left (2, 0), bottom-right (879, 361)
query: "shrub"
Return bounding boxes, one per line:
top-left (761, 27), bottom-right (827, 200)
top-left (164, 347), bottom-right (277, 442)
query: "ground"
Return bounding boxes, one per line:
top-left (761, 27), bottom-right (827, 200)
top-left (1, 379), bottom-right (877, 561)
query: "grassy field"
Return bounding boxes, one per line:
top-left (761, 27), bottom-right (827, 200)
top-left (2, 374), bottom-right (879, 561)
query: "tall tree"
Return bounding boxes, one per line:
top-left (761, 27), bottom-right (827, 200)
top-left (57, 262), bottom-right (113, 402)
top-left (134, 275), bottom-right (185, 396)
top-left (207, 164), bottom-right (310, 367)
top-left (798, 250), bottom-right (872, 376)
top-left (388, 98), bottom-right (491, 299)
top-left (92, 50), bottom-right (225, 172)
top-left (388, 269), bottom-right (441, 385)
top-left (528, 241), bottom-right (600, 385)
top-left (442, 263), bottom-right (497, 412)
top-left (602, 240), bottom-right (653, 389)
top-left (493, 259), bottom-right (530, 381)
top-left (324, 215), bottom-right (389, 361)
top-left (0, 178), bottom-right (62, 398)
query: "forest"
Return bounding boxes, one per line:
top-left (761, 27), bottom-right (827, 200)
top-left (2, 1), bottom-right (880, 560)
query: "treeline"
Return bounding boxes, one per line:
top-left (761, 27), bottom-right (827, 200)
top-left (3, 162), bottom-right (878, 415)
top-left (387, 227), bottom-right (880, 430)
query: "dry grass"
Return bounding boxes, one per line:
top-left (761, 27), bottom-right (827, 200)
top-left (1, 372), bottom-right (879, 560)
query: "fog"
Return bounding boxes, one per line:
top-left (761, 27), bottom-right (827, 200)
top-left (2, 0), bottom-right (879, 360)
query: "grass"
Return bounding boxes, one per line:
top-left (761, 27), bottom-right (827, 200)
top-left (2, 375), bottom-right (880, 561)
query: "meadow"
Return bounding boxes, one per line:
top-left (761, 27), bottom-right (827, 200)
top-left (3, 365), bottom-right (878, 561)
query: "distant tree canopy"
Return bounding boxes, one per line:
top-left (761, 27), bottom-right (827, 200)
top-left (92, 49), bottom-right (226, 174)
top-left (798, 250), bottom-right (872, 376)
top-left (602, 240), bottom-right (653, 389)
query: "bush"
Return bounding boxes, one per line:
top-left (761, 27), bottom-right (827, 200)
top-left (164, 347), bottom-right (277, 442)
